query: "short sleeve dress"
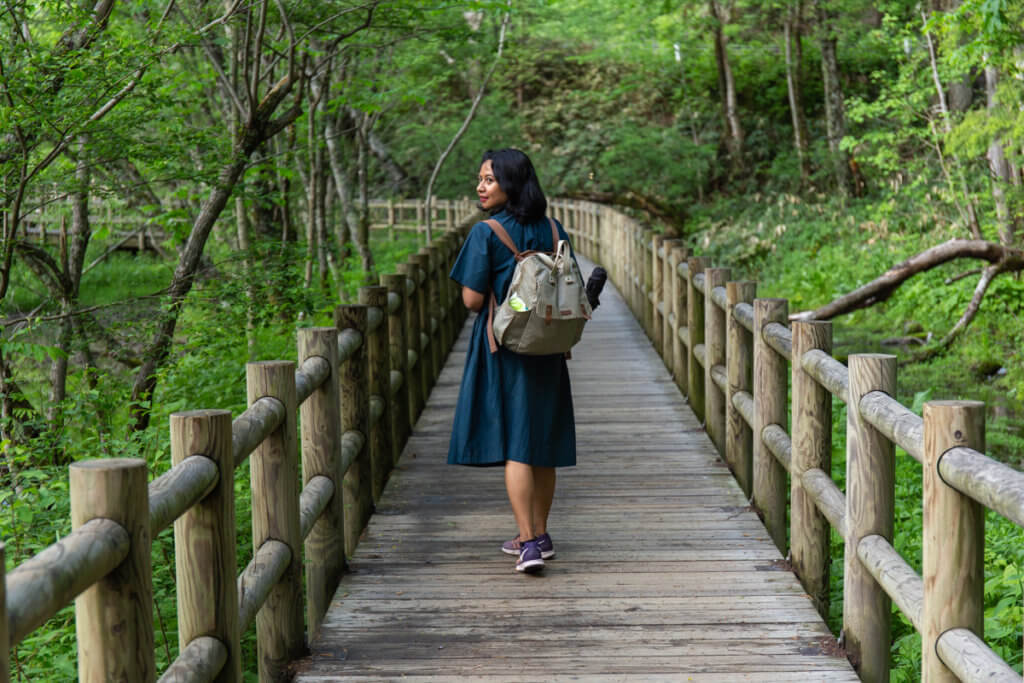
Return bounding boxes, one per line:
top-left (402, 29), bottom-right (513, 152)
top-left (447, 208), bottom-right (577, 468)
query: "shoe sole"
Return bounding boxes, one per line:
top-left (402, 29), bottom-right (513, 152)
top-left (503, 547), bottom-right (555, 559)
top-left (516, 559), bottom-right (545, 573)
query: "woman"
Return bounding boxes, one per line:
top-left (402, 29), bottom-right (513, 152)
top-left (448, 148), bottom-right (577, 574)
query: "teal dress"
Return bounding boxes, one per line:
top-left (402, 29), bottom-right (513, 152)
top-left (447, 209), bottom-right (577, 468)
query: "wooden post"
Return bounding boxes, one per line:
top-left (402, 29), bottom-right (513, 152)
top-left (623, 223), bottom-right (633, 317)
top-left (0, 542), bottom-right (6, 683)
top-left (246, 361), bottom-right (303, 682)
top-left (790, 321), bottom-right (833, 617)
top-left (843, 353), bottom-right (896, 682)
top-left (396, 261), bottom-right (424, 424)
top-left (413, 252), bottom-right (437, 388)
top-left (922, 400), bottom-right (984, 682)
top-left (651, 234), bottom-right (665, 357)
top-left (430, 240), bottom-right (451, 357)
top-left (435, 234), bottom-right (453, 348)
top-left (670, 246), bottom-right (688, 393)
top-left (297, 328), bottom-right (346, 638)
top-left (171, 410), bottom-right (241, 682)
top-left (643, 229), bottom-right (655, 341)
top-left (686, 257), bottom-right (707, 424)
top-left (590, 205), bottom-right (598, 259)
top-left (70, 458), bottom-right (154, 682)
top-left (632, 226), bottom-right (643, 322)
top-left (726, 281), bottom-right (756, 498)
top-left (660, 239), bottom-right (680, 374)
top-left (357, 288), bottom-right (393, 503)
top-left (753, 298), bottom-right (788, 551)
top-left (448, 231), bottom-right (466, 341)
top-left (335, 306), bottom-right (373, 557)
top-left (381, 273), bottom-right (409, 464)
top-left (446, 199), bottom-right (454, 230)
top-left (703, 267), bottom-right (730, 455)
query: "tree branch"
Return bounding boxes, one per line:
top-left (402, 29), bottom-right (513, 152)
top-left (424, 3), bottom-right (511, 242)
top-left (792, 239), bottom-right (1024, 321)
top-left (905, 264), bottom-right (1005, 364)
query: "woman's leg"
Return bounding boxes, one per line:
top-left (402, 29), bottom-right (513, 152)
top-left (505, 461), bottom-right (536, 541)
top-left (532, 467), bottom-right (556, 536)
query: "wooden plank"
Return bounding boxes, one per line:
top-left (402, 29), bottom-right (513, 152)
top-left (293, 257), bottom-right (855, 681)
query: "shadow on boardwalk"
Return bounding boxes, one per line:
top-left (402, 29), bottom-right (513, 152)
top-left (293, 261), bottom-right (858, 682)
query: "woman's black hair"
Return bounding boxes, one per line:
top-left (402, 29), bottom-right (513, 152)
top-left (481, 148), bottom-right (547, 224)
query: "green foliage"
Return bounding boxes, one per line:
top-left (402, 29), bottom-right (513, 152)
top-left (2, 228), bottom-right (426, 680)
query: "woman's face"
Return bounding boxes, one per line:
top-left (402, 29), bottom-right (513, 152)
top-left (476, 160), bottom-right (508, 211)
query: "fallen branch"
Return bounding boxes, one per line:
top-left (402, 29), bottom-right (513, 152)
top-left (905, 263), bottom-right (1005, 365)
top-left (880, 335), bottom-right (927, 347)
top-left (944, 267), bottom-right (982, 285)
top-left (791, 239), bottom-right (1024, 321)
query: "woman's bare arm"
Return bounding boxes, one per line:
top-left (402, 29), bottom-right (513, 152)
top-left (462, 286), bottom-right (485, 312)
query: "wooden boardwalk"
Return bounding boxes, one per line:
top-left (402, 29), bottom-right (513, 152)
top-left (293, 264), bottom-right (858, 682)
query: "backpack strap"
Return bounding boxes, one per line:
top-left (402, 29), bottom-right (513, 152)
top-left (485, 219), bottom-right (520, 257)
top-left (487, 293), bottom-right (499, 353)
top-left (484, 219), bottom-right (515, 354)
top-left (547, 217), bottom-right (559, 251)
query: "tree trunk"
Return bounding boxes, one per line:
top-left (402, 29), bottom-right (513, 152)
top-left (354, 119), bottom-right (374, 273)
top-left (784, 1), bottom-right (811, 185)
top-left (985, 65), bottom-right (1020, 247)
top-left (236, 193), bottom-right (259, 360)
top-left (315, 139), bottom-right (331, 292)
top-left (129, 87), bottom-right (304, 430)
top-left (922, 9), bottom-right (982, 238)
top-left (710, 0), bottom-right (744, 176)
top-left (324, 107), bottom-right (356, 251)
top-left (814, 0), bottom-right (854, 196)
top-left (304, 86), bottom-right (322, 290)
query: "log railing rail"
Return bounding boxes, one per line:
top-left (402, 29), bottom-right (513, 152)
top-left (550, 199), bottom-right (1022, 683)
top-left (2, 210), bottom-right (476, 682)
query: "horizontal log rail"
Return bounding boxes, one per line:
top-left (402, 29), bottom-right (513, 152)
top-left (3, 206), bottom-right (478, 682)
top-left (555, 199), bottom-right (1024, 683)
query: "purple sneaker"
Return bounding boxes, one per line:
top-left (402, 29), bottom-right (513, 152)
top-left (515, 539), bottom-right (545, 573)
top-left (501, 532), bottom-right (555, 559)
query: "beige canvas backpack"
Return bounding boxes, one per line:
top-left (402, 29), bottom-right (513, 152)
top-left (485, 218), bottom-right (592, 356)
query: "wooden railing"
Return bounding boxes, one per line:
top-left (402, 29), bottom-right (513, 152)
top-left (1, 212), bottom-right (478, 682)
top-left (553, 199), bottom-right (1022, 683)
top-left (366, 198), bottom-right (479, 232)
top-left (22, 198), bottom-right (479, 252)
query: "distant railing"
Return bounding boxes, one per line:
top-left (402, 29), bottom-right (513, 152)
top-left (1, 210), bottom-right (479, 682)
top-left (553, 199), bottom-right (1022, 683)
top-left (21, 199), bottom-right (480, 255)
